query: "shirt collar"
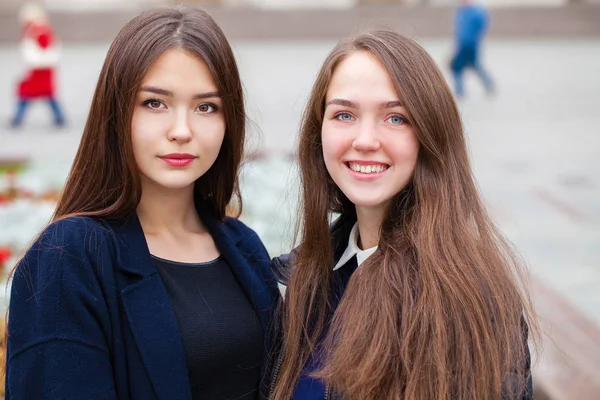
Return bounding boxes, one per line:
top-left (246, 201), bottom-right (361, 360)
top-left (333, 222), bottom-right (378, 271)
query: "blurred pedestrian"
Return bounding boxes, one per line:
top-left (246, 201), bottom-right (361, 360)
top-left (10, 2), bottom-right (65, 128)
top-left (450, 0), bottom-right (495, 98)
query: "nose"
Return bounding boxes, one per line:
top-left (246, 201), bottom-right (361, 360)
top-left (352, 120), bottom-right (380, 152)
top-left (167, 109), bottom-right (192, 143)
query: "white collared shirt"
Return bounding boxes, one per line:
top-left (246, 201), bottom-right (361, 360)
top-left (333, 222), bottom-right (378, 271)
top-left (277, 223), bottom-right (378, 297)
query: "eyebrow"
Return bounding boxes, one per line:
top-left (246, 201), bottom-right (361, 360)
top-left (326, 98), bottom-right (403, 110)
top-left (140, 86), bottom-right (220, 100)
top-left (326, 98), bottom-right (358, 108)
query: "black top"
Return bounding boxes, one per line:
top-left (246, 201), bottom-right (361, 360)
top-left (153, 255), bottom-right (263, 400)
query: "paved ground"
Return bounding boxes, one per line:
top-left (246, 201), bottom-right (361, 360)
top-left (1, 38), bottom-right (599, 395)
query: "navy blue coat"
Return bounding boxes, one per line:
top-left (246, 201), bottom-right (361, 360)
top-left (6, 210), bottom-right (279, 400)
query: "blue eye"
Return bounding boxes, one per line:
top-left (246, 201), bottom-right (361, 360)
top-left (387, 115), bottom-right (405, 125)
top-left (335, 112), bottom-right (354, 121)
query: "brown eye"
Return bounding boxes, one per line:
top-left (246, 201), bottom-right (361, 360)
top-left (144, 99), bottom-right (164, 110)
top-left (196, 103), bottom-right (218, 113)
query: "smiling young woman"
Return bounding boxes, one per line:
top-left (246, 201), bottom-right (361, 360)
top-left (4, 6), bottom-right (278, 400)
top-left (270, 30), bottom-right (537, 400)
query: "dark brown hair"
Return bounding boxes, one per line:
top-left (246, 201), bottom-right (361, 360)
top-left (55, 5), bottom-right (245, 222)
top-left (272, 30), bottom-right (538, 400)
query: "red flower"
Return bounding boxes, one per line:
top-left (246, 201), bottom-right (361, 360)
top-left (0, 248), bottom-right (12, 264)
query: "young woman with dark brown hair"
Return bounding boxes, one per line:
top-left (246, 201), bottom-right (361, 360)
top-left (5, 6), bottom-right (278, 400)
top-left (270, 30), bottom-right (537, 400)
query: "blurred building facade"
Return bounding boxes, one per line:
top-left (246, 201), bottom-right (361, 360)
top-left (2, 0), bottom-right (600, 13)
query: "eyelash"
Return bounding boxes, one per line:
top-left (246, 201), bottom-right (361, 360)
top-left (196, 103), bottom-right (219, 113)
top-left (142, 99), bottom-right (165, 110)
top-left (333, 112), bottom-right (355, 121)
top-left (141, 99), bottom-right (220, 113)
top-left (385, 114), bottom-right (407, 125)
top-left (333, 112), bottom-right (407, 125)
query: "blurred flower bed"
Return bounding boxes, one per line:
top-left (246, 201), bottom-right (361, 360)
top-left (0, 159), bottom-right (70, 299)
top-left (0, 155), bottom-right (299, 297)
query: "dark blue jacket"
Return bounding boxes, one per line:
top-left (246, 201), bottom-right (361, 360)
top-left (6, 210), bottom-right (279, 400)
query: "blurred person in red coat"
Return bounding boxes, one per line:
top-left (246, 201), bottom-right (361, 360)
top-left (10, 2), bottom-right (65, 128)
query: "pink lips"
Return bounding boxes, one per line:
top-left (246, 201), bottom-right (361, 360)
top-left (159, 153), bottom-right (196, 167)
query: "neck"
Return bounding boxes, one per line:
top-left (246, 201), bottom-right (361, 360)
top-left (355, 206), bottom-right (384, 250)
top-left (136, 179), bottom-right (204, 236)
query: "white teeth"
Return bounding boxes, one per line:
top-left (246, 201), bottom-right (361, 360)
top-left (349, 163), bottom-right (388, 174)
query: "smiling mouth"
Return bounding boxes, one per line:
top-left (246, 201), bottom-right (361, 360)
top-left (346, 162), bottom-right (390, 174)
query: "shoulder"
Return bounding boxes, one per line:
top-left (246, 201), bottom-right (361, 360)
top-left (15, 216), bottom-right (115, 285)
top-left (222, 217), bottom-right (266, 252)
top-left (222, 217), bottom-right (278, 291)
top-left (8, 217), bottom-right (117, 362)
top-left (31, 216), bottom-right (113, 254)
top-left (272, 213), bottom-right (356, 286)
top-left (42, 215), bottom-right (108, 235)
top-left (222, 216), bottom-right (273, 269)
top-left (271, 251), bottom-right (295, 287)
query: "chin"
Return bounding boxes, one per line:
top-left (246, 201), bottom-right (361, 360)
top-left (346, 195), bottom-right (391, 209)
top-left (152, 177), bottom-right (197, 191)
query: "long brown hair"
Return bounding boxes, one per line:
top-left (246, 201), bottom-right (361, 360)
top-left (272, 30), bottom-right (538, 400)
top-left (55, 5), bottom-right (245, 222)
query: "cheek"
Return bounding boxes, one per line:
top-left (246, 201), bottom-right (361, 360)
top-left (388, 133), bottom-right (420, 171)
top-left (321, 125), bottom-right (348, 163)
top-left (321, 132), bottom-right (339, 178)
top-left (131, 109), bottom-right (163, 143)
top-left (192, 118), bottom-right (226, 150)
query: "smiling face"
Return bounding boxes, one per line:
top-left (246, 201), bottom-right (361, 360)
top-left (131, 48), bottom-right (225, 195)
top-left (321, 50), bottom-right (420, 221)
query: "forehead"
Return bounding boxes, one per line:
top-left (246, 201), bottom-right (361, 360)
top-left (141, 48), bottom-right (217, 90)
top-left (326, 51), bottom-right (399, 102)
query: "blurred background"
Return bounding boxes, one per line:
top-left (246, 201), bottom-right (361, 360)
top-left (0, 0), bottom-right (599, 398)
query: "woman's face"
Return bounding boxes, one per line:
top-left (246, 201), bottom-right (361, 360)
top-left (131, 48), bottom-right (225, 194)
top-left (321, 51), bottom-right (420, 220)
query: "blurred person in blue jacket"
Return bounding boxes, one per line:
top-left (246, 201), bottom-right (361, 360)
top-left (451, 0), bottom-right (495, 98)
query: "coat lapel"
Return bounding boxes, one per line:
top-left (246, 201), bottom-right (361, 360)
top-left (198, 208), bottom-right (275, 334)
top-left (108, 216), bottom-right (192, 400)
